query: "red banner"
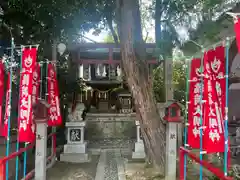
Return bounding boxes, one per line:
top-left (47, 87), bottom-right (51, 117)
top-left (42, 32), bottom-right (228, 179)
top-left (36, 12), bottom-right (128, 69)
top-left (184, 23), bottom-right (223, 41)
top-left (2, 73), bottom-right (10, 137)
top-left (187, 58), bottom-right (203, 148)
top-left (32, 63), bottom-right (40, 105)
top-left (188, 46), bottom-right (227, 153)
top-left (18, 47), bottom-right (37, 142)
top-left (47, 63), bottom-right (62, 126)
top-left (234, 18), bottom-right (240, 53)
top-left (0, 62), bottom-right (4, 136)
top-left (30, 63), bottom-right (41, 141)
top-left (203, 46), bottom-right (226, 153)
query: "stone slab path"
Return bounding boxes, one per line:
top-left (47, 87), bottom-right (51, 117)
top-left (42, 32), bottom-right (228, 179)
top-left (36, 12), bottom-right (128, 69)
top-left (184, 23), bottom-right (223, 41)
top-left (95, 149), bottom-right (126, 180)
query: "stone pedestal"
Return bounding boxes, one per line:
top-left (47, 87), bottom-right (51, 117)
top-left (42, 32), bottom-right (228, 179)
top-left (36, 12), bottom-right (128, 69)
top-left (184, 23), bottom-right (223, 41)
top-left (33, 100), bottom-right (50, 180)
top-left (132, 121), bottom-right (145, 159)
top-left (165, 122), bottom-right (179, 180)
top-left (35, 123), bottom-right (48, 180)
top-left (60, 121), bottom-right (89, 163)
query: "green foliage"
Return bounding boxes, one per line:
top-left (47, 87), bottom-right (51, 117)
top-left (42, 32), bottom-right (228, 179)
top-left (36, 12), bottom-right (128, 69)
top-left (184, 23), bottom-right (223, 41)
top-left (153, 60), bottom-right (186, 103)
top-left (153, 65), bottom-right (165, 102)
top-left (181, 0), bottom-right (240, 54)
top-left (0, 0), bottom-right (102, 117)
top-left (103, 34), bottom-right (115, 43)
top-left (1, 0), bottom-right (104, 46)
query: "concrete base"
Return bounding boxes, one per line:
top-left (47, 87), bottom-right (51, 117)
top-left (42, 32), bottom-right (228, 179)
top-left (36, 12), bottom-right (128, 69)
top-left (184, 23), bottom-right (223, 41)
top-left (132, 151), bottom-right (146, 159)
top-left (63, 142), bottom-right (87, 154)
top-left (60, 153), bottom-right (89, 163)
top-left (132, 141), bottom-right (145, 159)
top-left (61, 141), bottom-right (89, 163)
top-left (165, 175), bottom-right (176, 180)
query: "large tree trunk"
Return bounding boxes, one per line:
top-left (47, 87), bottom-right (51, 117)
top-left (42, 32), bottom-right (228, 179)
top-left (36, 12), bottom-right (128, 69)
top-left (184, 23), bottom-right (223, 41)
top-left (118, 0), bottom-right (166, 174)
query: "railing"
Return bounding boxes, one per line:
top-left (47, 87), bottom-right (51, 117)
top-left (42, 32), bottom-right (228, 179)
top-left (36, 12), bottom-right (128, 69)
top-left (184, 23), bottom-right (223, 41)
top-left (0, 132), bottom-right (56, 180)
top-left (179, 146), bottom-right (233, 180)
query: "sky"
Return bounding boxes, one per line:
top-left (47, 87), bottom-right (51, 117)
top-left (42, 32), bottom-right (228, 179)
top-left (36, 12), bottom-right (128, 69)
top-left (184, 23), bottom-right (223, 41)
top-left (85, 29), bottom-right (108, 42)
top-left (85, 26), bottom-right (188, 43)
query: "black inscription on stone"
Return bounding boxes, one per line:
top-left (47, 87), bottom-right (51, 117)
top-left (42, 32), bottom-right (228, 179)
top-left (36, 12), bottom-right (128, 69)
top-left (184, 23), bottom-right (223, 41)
top-left (140, 129), bottom-right (143, 139)
top-left (170, 133), bottom-right (176, 139)
top-left (69, 129), bottom-right (81, 142)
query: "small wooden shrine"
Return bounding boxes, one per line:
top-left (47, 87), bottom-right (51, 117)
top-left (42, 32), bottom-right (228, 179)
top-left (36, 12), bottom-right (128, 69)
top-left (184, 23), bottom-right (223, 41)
top-left (69, 43), bottom-right (159, 113)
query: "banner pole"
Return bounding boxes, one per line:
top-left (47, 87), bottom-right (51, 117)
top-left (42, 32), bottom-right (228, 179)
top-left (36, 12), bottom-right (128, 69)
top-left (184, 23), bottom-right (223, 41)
top-left (39, 62), bottom-right (43, 99)
top-left (51, 40), bottom-right (57, 164)
top-left (224, 38), bottom-right (230, 176)
top-left (183, 58), bottom-right (191, 180)
top-left (5, 37), bottom-right (14, 179)
top-left (199, 49), bottom-right (205, 180)
top-left (15, 46), bottom-right (23, 180)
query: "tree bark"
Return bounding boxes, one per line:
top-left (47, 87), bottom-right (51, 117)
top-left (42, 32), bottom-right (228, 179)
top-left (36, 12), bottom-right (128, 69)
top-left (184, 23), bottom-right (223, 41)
top-left (118, 0), bottom-right (166, 174)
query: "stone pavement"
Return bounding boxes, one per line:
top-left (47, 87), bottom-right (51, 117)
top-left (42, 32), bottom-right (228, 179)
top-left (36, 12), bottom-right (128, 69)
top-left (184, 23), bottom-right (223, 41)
top-left (47, 149), bottom-right (127, 180)
top-left (47, 155), bottom-right (99, 180)
top-left (95, 149), bottom-right (126, 180)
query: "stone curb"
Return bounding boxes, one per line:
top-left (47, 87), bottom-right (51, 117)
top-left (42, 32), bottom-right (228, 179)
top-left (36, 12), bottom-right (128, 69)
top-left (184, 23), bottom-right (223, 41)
top-left (95, 150), bottom-right (106, 180)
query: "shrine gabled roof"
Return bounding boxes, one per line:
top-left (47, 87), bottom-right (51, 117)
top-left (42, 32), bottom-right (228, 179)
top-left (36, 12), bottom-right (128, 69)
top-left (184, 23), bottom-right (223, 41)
top-left (68, 43), bottom-right (158, 53)
top-left (68, 43), bottom-right (160, 61)
top-left (157, 101), bottom-right (184, 109)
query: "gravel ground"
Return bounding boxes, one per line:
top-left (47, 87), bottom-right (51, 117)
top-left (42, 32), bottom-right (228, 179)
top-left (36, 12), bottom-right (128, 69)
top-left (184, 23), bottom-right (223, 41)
top-left (103, 150), bottom-right (119, 180)
top-left (46, 155), bottom-right (99, 180)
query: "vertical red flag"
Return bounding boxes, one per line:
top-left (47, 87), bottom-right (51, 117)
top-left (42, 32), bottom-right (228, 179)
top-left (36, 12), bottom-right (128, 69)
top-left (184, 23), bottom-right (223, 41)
top-left (18, 47), bottom-right (37, 143)
top-left (47, 63), bottom-right (62, 126)
top-left (203, 46), bottom-right (226, 153)
top-left (0, 62), bottom-right (4, 136)
top-left (32, 63), bottom-right (40, 105)
top-left (30, 63), bottom-right (41, 141)
top-left (234, 18), bottom-right (240, 53)
top-left (2, 73), bottom-right (10, 137)
top-left (187, 58), bottom-right (204, 148)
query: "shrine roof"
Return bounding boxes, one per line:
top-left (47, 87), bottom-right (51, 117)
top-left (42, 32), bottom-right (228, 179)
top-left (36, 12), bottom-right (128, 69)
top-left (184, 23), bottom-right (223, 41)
top-left (68, 43), bottom-right (160, 59)
top-left (68, 43), bottom-right (157, 50)
top-left (68, 43), bottom-right (160, 62)
top-left (159, 101), bottom-right (184, 109)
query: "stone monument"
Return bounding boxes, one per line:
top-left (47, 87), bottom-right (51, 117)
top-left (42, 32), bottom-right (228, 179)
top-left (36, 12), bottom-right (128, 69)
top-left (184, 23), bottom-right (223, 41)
top-left (132, 120), bottom-right (145, 159)
top-left (60, 102), bottom-right (89, 163)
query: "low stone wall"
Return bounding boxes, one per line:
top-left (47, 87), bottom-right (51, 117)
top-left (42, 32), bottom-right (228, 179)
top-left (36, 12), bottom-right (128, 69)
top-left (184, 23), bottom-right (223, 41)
top-left (85, 113), bottom-right (136, 140)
